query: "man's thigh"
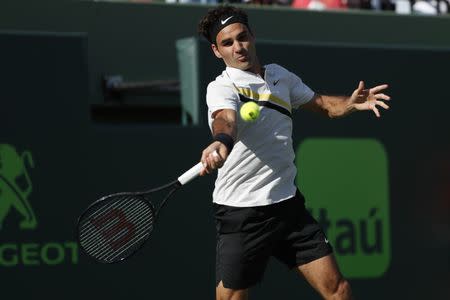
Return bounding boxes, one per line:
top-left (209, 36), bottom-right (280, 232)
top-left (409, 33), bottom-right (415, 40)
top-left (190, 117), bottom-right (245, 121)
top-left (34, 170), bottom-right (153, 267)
top-left (297, 254), bottom-right (344, 295)
top-left (216, 280), bottom-right (249, 300)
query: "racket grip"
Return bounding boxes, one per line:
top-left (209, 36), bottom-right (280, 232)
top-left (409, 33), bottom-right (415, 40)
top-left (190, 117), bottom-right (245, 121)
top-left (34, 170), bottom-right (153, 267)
top-left (178, 162), bottom-right (203, 185)
top-left (178, 150), bottom-right (219, 185)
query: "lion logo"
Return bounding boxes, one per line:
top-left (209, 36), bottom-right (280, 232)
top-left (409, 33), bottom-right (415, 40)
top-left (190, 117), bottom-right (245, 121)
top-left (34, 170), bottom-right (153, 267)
top-left (0, 144), bottom-right (37, 230)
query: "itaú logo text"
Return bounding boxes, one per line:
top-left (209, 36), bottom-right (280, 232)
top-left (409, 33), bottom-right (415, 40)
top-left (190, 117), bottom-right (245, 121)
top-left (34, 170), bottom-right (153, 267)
top-left (297, 138), bottom-right (391, 278)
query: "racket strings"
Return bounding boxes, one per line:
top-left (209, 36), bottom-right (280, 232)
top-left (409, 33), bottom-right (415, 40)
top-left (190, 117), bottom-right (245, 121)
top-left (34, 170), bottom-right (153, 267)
top-left (97, 203), bottom-right (154, 261)
top-left (103, 189), bottom-right (177, 260)
top-left (80, 197), bottom-right (151, 245)
top-left (81, 201), bottom-right (151, 257)
top-left (78, 195), bottom-right (154, 263)
top-left (80, 197), bottom-right (145, 249)
top-left (81, 204), bottom-right (152, 262)
top-left (80, 195), bottom-right (146, 235)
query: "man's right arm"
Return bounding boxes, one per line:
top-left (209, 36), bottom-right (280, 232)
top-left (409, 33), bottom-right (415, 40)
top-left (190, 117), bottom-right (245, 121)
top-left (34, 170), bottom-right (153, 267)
top-left (200, 108), bottom-right (237, 176)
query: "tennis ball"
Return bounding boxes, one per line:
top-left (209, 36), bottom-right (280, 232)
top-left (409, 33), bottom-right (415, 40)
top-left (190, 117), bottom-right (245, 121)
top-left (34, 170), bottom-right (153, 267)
top-left (240, 102), bottom-right (260, 122)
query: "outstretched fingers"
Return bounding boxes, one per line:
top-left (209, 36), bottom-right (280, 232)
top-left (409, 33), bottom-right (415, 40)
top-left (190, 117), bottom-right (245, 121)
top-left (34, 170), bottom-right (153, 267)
top-left (376, 100), bottom-right (390, 110)
top-left (370, 84), bottom-right (389, 94)
top-left (372, 105), bottom-right (381, 118)
top-left (354, 81), bottom-right (365, 97)
top-left (357, 80), bottom-right (365, 91)
top-left (353, 81), bottom-right (391, 117)
top-left (369, 100), bottom-right (390, 117)
top-left (374, 93), bottom-right (391, 101)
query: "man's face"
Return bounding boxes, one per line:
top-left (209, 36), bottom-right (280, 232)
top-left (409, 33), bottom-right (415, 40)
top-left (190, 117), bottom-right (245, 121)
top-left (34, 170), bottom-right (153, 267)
top-left (212, 23), bottom-right (258, 72)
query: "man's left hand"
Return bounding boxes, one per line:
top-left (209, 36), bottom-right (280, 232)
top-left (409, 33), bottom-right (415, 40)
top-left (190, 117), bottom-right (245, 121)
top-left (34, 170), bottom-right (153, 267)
top-left (350, 81), bottom-right (391, 117)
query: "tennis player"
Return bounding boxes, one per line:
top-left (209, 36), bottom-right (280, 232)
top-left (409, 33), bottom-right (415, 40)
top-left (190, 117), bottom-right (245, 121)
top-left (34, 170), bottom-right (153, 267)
top-left (198, 6), bottom-right (390, 300)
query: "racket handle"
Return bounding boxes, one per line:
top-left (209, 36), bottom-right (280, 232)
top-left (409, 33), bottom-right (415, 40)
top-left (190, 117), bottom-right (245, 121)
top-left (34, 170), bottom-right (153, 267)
top-left (178, 162), bottom-right (203, 185)
top-left (177, 150), bottom-right (219, 185)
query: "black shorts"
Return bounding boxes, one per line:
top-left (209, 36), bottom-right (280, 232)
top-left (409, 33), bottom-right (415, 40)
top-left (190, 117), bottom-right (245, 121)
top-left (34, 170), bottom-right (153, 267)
top-left (214, 191), bottom-right (333, 290)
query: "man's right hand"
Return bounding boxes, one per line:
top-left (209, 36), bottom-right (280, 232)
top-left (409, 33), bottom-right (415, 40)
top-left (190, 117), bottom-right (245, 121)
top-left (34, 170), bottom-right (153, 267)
top-left (200, 141), bottom-right (228, 176)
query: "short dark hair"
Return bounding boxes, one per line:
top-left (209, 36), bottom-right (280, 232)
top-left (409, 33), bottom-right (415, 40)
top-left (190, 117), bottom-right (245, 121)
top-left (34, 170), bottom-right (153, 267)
top-left (197, 6), bottom-right (251, 45)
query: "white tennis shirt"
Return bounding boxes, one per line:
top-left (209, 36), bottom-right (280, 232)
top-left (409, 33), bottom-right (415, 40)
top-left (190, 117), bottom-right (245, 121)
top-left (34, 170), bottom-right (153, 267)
top-left (207, 64), bottom-right (314, 207)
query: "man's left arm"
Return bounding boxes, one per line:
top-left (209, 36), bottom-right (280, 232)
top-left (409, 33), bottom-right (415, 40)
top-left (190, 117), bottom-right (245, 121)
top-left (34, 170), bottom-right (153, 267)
top-left (302, 81), bottom-right (391, 118)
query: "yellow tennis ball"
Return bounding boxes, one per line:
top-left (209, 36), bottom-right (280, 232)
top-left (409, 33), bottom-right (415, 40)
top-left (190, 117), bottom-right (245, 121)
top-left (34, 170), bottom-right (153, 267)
top-left (240, 102), bottom-right (260, 122)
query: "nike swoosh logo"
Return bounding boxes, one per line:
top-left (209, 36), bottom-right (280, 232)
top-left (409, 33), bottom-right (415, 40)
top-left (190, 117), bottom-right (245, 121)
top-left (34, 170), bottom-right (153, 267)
top-left (221, 16), bottom-right (233, 25)
top-left (273, 79), bottom-right (280, 86)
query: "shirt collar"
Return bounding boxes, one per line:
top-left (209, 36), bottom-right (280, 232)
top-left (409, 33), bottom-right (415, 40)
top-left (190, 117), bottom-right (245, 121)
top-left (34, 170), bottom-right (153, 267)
top-left (225, 65), bottom-right (270, 85)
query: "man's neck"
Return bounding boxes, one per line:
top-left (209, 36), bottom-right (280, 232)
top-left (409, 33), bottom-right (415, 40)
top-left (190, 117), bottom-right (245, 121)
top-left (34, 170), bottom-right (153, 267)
top-left (253, 65), bottom-right (264, 78)
top-left (245, 62), bottom-right (264, 78)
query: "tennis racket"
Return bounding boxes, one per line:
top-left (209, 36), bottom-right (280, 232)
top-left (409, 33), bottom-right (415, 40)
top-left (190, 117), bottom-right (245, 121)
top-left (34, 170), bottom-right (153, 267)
top-left (76, 158), bottom-right (206, 264)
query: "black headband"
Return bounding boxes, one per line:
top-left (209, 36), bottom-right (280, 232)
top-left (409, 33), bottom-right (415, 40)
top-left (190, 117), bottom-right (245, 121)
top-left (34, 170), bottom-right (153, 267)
top-left (208, 14), bottom-right (249, 44)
